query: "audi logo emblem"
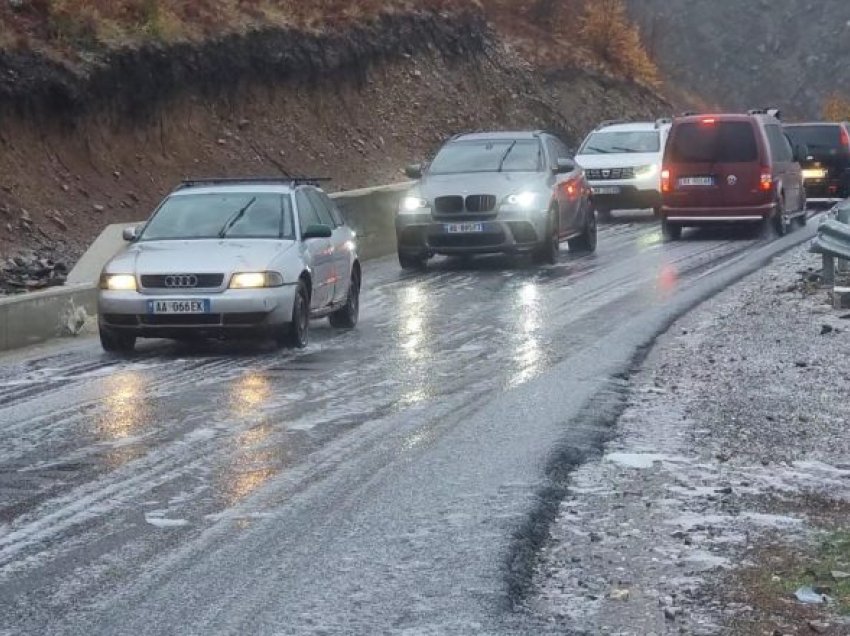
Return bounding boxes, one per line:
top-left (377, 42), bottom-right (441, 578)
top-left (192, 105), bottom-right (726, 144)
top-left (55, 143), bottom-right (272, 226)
top-left (164, 274), bottom-right (199, 288)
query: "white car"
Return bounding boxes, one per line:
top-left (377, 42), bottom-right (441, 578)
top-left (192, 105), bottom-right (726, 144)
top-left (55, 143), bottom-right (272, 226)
top-left (575, 119), bottom-right (671, 218)
top-left (98, 178), bottom-right (361, 353)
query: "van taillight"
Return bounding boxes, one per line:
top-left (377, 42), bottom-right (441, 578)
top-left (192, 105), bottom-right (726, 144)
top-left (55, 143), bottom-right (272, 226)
top-left (661, 169), bottom-right (671, 193)
top-left (759, 170), bottom-right (773, 192)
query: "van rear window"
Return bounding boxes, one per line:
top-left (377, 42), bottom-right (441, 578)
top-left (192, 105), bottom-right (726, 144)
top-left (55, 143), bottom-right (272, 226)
top-left (669, 122), bottom-right (758, 163)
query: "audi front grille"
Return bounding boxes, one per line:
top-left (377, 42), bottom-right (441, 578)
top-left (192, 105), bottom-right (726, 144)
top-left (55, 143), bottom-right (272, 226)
top-left (140, 274), bottom-right (225, 289)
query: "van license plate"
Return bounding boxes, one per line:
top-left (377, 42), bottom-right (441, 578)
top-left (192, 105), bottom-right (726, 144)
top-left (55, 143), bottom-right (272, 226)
top-left (445, 223), bottom-right (484, 233)
top-left (147, 300), bottom-right (211, 315)
top-left (678, 177), bottom-right (714, 187)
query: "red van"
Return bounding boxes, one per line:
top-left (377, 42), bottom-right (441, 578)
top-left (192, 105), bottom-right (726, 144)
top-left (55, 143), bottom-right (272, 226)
top-left (660, 112), bottom-right (807, 240)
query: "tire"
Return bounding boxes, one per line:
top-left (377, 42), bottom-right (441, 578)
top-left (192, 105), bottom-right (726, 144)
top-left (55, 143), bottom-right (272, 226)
top-left (329, 270), bottom-right (360, 329)
top-left (533, 208), bottom-right (559, 265)
top-left (99, 325), bottom-right (136, 354)
top-left (277, 280), bottom-right (310, 349)
top-left (661, 217), bottom-right (682, 241)
top-left (794, 208), bottom-right (808, 228)
top-left (568, 207), bottom-right (598, 254)
top-left (772, 197), bottom-right (788, 237)
top-left (399, 251), bottom-right (427, 271)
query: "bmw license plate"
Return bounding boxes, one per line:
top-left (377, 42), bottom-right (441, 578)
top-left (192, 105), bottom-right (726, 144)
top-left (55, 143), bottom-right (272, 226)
top-left (445, 223), bottom-right (484, 234)
top-left (678, 176), bottom-right (714, 187)
top-left (147, 299), bottom-right (211, 315)
top-left (592, 186), bottom-right (621, 195)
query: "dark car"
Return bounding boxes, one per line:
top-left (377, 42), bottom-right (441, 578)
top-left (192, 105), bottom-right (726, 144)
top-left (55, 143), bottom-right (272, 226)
top-left (395, 131), bottom-right (596, 269)
top-left (660, 111), bottom-right (807, 240)
top-left (784, 122), bottom-right (850, 205)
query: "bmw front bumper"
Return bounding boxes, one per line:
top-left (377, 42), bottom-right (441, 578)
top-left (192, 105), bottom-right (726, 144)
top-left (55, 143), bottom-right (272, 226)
top-left (98, 285), bottom-right (298, 339)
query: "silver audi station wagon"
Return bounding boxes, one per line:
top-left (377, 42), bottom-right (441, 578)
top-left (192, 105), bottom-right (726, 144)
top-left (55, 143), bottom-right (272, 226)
top-left (98, 178), bottom-right (361, 353)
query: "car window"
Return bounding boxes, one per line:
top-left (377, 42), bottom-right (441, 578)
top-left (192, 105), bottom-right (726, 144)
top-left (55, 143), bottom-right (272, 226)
top-left (580, 131), bottom-right (660, 154)
top-left (140, 192), bottom-right (293, 241)
top-left (784, 125), bottom-right (845, 160)
top-left (307, 189), bottom-right (336, 227)
top-left (295, 190), bottom-right (323, 232)
top-left (765, 124), bottom-right (793, 163)
top-left (668, 122), bottom-right (758, 163)
top-left (428, 140), bottom-right (542, 174)
top-left (317, 191), bottom-right (345, 226)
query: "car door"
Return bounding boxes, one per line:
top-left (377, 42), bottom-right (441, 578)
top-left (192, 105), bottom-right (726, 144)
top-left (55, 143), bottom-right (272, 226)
top-left (765, 123), bottom-right (801, 212)
top-left (307, 188), bottom-right (348, 305)
top-left (547, 136), bottom-right (582, 233)
top-left (314, 190), bottom-right (356, 305)
top-left (294, 188), bottom-right (333, 311)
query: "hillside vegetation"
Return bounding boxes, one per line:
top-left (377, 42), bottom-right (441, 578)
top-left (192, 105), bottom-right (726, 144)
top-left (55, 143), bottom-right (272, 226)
top-left (0, 0), bottom-right (659, 86)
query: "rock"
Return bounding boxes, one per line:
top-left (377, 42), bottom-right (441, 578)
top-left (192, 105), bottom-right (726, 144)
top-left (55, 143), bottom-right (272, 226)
top-left (663, 606), bottom-right (681, 620)
top-left (795, 361), bottom-right (808, 368)
top-left (589, 532), bottom-right (603, 543)
top-left (807, 620), bottom-right (830, 634)
top-left (831, 570), bottom-right (850, 580)
top-left (820, 324), bottom-right (834, 335)
top-left (608, 588), bottom-right (630, 601)
top-left (237, 118), bottom-right (251, 130)
top-left (93, 204), bottom-right (105, 212)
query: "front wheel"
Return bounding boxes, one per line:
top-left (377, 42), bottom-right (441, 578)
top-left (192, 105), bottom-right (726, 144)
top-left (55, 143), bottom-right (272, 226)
top-left (99, 325), bottom-right (136, 355)
top-left (399, 251), bottom-right (428, 271)
top-left (277, 281), bottom-right (310, 349)
top-left (568, 208), bottom-right (597, 253)
top-left (533, 208), bottom-right (559, 265)
top-left (772, 197), bottom-right (788, 237)
top-left (329, 270), bottom-right (360, 329)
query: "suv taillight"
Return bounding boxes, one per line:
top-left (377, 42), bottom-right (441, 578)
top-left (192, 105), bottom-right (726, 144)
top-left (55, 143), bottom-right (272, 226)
top-left (661, 169), bottom-right (671, 193)
top-left (759, 169), bottom-right (773, 192)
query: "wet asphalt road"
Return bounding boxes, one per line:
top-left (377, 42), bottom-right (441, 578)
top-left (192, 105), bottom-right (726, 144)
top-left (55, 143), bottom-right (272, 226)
top-left (0, 213), bottom-right (820, 635)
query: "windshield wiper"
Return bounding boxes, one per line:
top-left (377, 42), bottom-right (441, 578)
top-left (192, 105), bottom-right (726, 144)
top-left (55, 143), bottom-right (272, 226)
top-left (497, 140), bottom-right (518, 172)
top-left (218, 197), bottom-right (257, 238)
top-left (610, 146), bottom-right (641, 153)
top-left (584, 146), bottom-right (612, 154)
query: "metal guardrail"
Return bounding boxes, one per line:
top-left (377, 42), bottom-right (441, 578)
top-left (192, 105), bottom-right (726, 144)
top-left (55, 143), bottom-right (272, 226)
top-left (810, 199), bottom-right (850, 288)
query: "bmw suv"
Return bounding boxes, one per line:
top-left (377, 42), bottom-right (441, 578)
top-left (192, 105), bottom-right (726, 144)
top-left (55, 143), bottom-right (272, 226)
top-left (395, 131), bottom-right (596, 269)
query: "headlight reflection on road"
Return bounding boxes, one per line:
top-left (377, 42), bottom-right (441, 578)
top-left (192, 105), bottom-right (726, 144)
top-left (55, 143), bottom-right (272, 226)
top-left (96, 370), bottom-right (147, 441)
top-left (230, 372), bottom-right (272, 418)
top-left (510, 282), bottom-right (543, 388)
top-left (223, 421), bottom-right (281, 506)
top-left (398, 282), bottom-right (434, 406)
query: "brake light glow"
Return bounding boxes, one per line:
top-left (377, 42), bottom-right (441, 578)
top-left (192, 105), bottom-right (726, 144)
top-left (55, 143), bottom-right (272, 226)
top-left (661, 169), bottom-right (671, 193)
top-left (701, 118), bottom-right (716, 125)
top-left (759, 170), bottom-right (773, 192)
top-left (841, 127), bottom-right (850, 148)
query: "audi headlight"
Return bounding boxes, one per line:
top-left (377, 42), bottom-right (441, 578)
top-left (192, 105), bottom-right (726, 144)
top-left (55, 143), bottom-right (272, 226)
top-left (100, 274), bottom-right (137, 291)
top-left (399, 196), bottom-right (429, 214)
top-left (634, 164), bottom-right (659, 178)
top-left (506, 192), bottom-right (539, 209)
top-left (229, 272), bottom-right (284, 289)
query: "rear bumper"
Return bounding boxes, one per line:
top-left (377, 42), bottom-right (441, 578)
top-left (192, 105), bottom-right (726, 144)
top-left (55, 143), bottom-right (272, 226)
top-left (661, 203), bottom-right (773, 224)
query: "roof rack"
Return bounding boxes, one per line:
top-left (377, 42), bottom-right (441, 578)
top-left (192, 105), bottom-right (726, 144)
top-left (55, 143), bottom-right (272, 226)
top-left (679, 111), bottom-right (699, 117)
top-left (595, 119), bottom-right (630, 130)
top-left (177, 177), bottom-right (332, 190)
top-left (748, 107), bottom-right (782, 119)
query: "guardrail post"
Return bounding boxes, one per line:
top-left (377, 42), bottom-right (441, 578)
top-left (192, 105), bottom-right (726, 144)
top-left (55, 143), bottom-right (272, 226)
top-left (823, 254), bottom-right (835, 286)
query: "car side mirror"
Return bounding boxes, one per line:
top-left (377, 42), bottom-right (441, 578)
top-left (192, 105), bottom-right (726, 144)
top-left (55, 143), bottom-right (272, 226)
top-left (302, 224), bottom-right (333, 240)
top-left (793, 144), bottom-right (809, 163)
top-left (404, 164), bottom-right (423, 179)
top-left (122, 226), bottom-right (140, 242)
top-left (554, 158), bottom-right (576, 174)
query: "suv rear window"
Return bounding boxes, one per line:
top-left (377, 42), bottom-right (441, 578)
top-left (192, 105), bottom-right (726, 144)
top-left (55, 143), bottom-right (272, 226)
top-left (784, 125), bottom-right (842, 152)
top-left (669, 121), bottom-right (758, 163)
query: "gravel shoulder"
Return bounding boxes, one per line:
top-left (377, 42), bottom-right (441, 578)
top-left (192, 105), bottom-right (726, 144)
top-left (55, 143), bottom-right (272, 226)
top-left (527, 244), bottom-right (850, 635)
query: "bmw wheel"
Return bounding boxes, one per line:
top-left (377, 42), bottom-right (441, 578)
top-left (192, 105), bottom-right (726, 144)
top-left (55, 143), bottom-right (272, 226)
top-left (533, 207), bottom-right (559, 265)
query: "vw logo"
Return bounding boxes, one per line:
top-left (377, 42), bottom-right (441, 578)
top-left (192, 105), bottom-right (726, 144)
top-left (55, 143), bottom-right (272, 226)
top-left (164, 274), bottom-right (198, 288)
top-left (727, 175), bottom-right (738, 186)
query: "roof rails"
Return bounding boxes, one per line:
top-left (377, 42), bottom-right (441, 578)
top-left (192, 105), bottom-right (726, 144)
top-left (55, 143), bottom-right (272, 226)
top-left (679, 111), bottom-right (699, 117)
top-left (177, 177), bottom-right (332, 190)
top-left (655, 117), bottom-right (673, 129)
top-left (595, 119), bottom-right (630, 130)
top-left (748, 107), bottom-right (782, 119)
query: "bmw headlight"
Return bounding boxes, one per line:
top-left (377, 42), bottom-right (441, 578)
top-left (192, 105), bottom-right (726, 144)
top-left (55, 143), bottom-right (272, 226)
top-left (399, 196), bottom-right (429, 214)
top-left (506, 192), bottom-right (539, 209)
top-left (634, 164), bottom-right (659, 178)
top-left (229, 272), bottom-right (285, 289)
top-left (100, 274), bottom-right (137, 291)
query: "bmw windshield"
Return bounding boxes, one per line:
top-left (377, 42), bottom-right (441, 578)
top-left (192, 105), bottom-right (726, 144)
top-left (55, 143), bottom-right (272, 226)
top-left (428, 139), bottom-right (543, 174)
top-left (140, 192), bottom-right (296, 241)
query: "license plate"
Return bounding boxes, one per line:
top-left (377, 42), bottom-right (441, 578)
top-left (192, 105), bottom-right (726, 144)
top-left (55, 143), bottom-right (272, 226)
top-left (445, 223), bottom-right (484, 234)
top-left (802, 168), bottom-right (827, 181)
top-left (678, 177), bottom-right (714, 187)
top-left (147, 299), bottom-right (211, 315)
top-left (592, 186), bottom-right (621, 195)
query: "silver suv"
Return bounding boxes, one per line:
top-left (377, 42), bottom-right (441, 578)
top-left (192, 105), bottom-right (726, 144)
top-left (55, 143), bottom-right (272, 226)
top-left (98, 178), bottom-right (361, 353)
top-left (396, 131), bottom-right (595, 269)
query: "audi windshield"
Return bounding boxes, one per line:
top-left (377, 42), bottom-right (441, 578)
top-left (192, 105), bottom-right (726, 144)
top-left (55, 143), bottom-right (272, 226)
top-left (140, 192), bottom-right (296, 241)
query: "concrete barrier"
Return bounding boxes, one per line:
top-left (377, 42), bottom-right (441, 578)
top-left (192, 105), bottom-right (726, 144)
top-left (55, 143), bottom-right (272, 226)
top-left (1, 180), bottom-right (411, 353)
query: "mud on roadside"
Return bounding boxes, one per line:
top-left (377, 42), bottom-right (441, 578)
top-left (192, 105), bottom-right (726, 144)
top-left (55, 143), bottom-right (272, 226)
top-left (525, 245), bottom-right (850, 635)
